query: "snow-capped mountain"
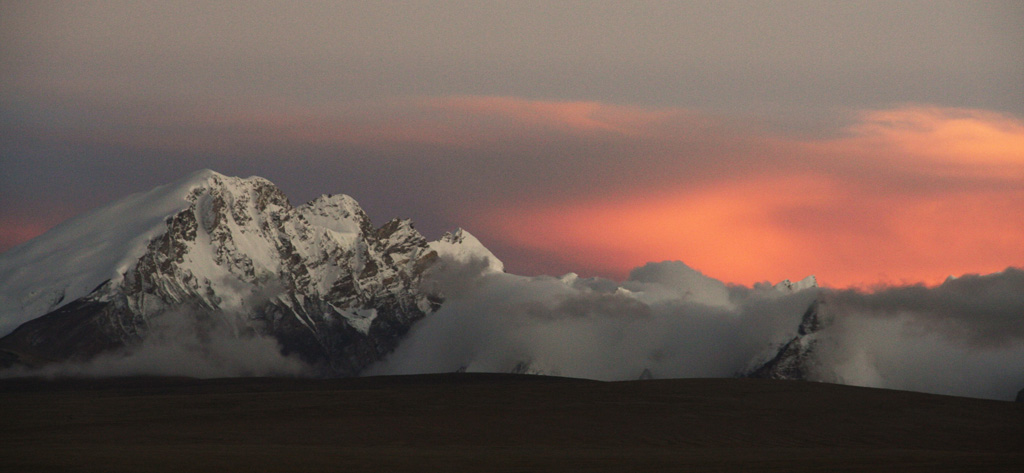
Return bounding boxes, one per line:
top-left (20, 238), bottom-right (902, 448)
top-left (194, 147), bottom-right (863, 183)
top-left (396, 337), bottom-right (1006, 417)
top-left (0, 170), bottom-right (498, 375)
top-left (0, 168), bottom-right (826, 382)
top-left (773, 275), bottom-right (819, 294)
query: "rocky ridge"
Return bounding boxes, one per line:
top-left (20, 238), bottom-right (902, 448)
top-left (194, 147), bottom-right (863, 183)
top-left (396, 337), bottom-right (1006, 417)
top-left (747, 297), bottom-right (831, 380)
top-left (0, 170), bottom-right (494, 375)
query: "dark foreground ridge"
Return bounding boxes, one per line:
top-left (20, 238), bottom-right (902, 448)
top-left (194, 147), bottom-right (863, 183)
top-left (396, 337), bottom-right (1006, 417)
top-left (2, 374), bottom-right (1022, 472)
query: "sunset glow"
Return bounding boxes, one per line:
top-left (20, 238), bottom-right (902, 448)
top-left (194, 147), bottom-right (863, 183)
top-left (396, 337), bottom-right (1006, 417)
top-left (6, 0), bottom-right (1024, 410)
top-left (3, 2), bottom-right (1023, 290)
top-left (472, 105), bottom-right (1024, 287)
top-left (4, 97), bottom-right (1022, 288)
top-left (0, 220), bottom-right (54, 253)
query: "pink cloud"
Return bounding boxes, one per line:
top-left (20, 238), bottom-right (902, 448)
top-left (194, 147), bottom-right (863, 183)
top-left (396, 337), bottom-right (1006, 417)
top-left (23, 96), bottom-right (1022, 288)
top-left (806, 106), bottom-right (1024, 180)
top-left (468, 104), bottom-right (1024, 287)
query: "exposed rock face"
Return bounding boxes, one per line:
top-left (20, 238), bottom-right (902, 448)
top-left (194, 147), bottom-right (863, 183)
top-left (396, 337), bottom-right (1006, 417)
top-left (0, 171), bottom-right (465, 376)
top-left (747, 298), bottom-right (830, 380)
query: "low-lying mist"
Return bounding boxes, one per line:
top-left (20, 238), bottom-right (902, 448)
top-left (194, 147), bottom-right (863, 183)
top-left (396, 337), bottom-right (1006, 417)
top-left (4, 257), bottom-right (1022, 401)
top-left (1, 307), bottom-right (310, 379)
top-left (368, 259), bottom-right (1024, 401)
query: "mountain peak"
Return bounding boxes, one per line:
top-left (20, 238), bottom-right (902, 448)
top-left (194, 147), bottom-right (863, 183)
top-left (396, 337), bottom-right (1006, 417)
top-left (774, 275), bottom-right (818, 293)
top-left (300, 194), bottom-right (371, 235)
top-left (430, 228), bottom-right (504, 273)
top-left (0, 169), bottom-right (454, 376)
top-left (0, 170), bottom-right (254, 335)
top-left (440, 228), bottom-right (469, 244)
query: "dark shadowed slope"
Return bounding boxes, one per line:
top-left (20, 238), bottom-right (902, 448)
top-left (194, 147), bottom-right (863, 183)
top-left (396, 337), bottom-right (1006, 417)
top-left (1, 374), bottom-right (1022, 472)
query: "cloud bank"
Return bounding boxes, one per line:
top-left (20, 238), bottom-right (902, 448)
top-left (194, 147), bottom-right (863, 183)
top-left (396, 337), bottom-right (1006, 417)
top-left (1, 307), bottom-right (310, 379)
top-left (5, 252), bottom-right (1021, 401)
top-left (369, 259), bottom-right (1024, 401)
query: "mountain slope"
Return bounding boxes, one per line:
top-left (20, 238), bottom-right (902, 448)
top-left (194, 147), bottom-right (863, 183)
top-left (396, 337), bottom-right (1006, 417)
top-left (747, 297), bottom-right (830, 380)
top-left (0, 169), bottom-right (222, 336)
top-left (0, 170), bottom-right (497, 375)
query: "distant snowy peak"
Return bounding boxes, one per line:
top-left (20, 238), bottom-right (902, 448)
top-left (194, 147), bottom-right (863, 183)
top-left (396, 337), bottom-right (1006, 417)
top-left (429, 228), bottom-right (505, 273)
top-left (774, 275), bottom-right (818, 293)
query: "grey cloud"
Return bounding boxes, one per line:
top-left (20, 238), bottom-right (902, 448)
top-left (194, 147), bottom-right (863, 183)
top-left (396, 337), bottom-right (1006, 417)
top-left (369, 260), bottom-right (817, 380)
top-left (624, 261), bottom-right (733, 308)
top-left (1, 306), bottom-right (310, 379)
top-left (4, 2), bottom-right (1020, 116)
top-left (3, 0), bottom-right (1022, 262)
top-left (0, 282), bottom-right (310, 379)
top-left (3, 0), bottom-right (1021, 206)
top-left (813, 309), bottom-right (1024, 400)
top-left (370, 259), bottom-right (1024, 400)
top-left (831, 268), bottom-right (1024, 348)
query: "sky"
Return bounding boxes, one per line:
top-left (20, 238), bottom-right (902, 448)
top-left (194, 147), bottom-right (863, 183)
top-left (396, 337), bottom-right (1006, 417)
top-left (2, 1), bottom-right (1023, 288)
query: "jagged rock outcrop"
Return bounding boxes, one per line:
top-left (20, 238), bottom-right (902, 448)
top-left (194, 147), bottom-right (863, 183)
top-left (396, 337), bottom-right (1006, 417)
top-left (0, 170), bottom-right (485, 375)
top-left (747, 298), bottom-right (830, 380)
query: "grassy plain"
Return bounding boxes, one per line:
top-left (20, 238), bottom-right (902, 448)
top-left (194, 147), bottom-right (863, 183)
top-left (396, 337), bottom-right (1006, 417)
top-left (1, 374), bottom-right (1022, 472)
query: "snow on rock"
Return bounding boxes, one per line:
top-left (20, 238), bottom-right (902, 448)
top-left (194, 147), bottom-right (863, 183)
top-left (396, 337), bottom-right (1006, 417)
top-left (298, 194), bottom-right (371, 237)
top-left (348, 308), bottom-right (379, 335)
top-left (773, 275), bottom-right (819, 293)
top-left (0, 169), bottom-right (233, 336)
top-left (747, 297), bottom-right (832, 380)
top-left (0, 170), bottom-right (451, 376)
top-left (428, 228), bottom-right (505, 274)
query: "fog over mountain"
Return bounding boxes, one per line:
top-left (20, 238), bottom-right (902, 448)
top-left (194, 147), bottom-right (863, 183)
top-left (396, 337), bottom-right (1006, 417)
top-left (0, 171), bottom-right (1021, 401)
top-left (371, 258), bottom-right (1024, 401)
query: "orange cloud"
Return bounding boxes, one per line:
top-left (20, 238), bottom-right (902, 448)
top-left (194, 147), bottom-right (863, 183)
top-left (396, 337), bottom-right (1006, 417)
top-left (478, 176), bottom-right (838, 283)
top-left (479, 177), bottom-right (1024, 288)
top-left (814, 106), bottom-right (1024, 179)
top-left (39, 96), bottom-right (1021, 288)
top-left (472, 105), bottom-right (1024, 287)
